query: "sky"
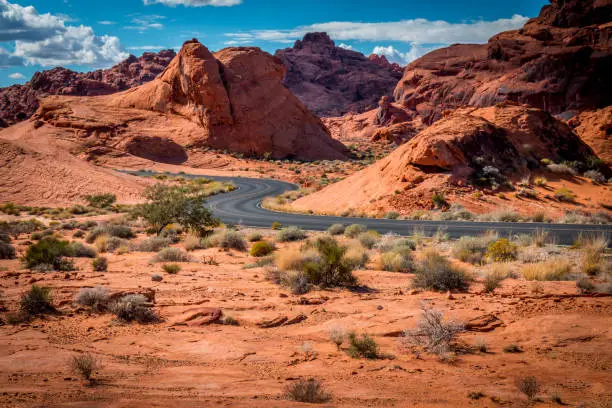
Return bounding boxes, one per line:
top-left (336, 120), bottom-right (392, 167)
top-left (0, 0), bottom-right (547, 87)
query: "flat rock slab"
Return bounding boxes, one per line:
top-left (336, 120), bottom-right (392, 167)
top-left (172, 307), bottom-right (222, 326)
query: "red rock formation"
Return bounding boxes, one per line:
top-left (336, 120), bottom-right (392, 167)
top-left (393, 0), bottom-right (612, 125)
top-left (568, 107), bottom-right (612, 166)
top-left (0, 50), bottom-right (176, 127)
top-left (368, 54), bottom-right (404, 75)
top-left (276, 32), bottom-right (404, 117)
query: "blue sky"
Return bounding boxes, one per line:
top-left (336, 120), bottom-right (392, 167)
top-left (0, 0), bottom-right (546, 87)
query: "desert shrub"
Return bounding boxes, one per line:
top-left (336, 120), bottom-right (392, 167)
top-left (247, 232), bottom-right (263, 242)
top-left (92, 257), bottom-right (108, 272)
top-left (153, 248), bottom-right (192, 263)
top-left (344, 243), bottom-right (369, 269)
top-left (432, 192), bottom-right (448, 209)
top-left (22, 237), bottom-right (74, 270)
top-left (0, 219), bottom-right (44, 237)
top-left (576, 276), bottom-right (596, 294)
top-left (327, 224), bottom-right (345, 235)
top-left (133, 236), bottom-right (172, 252)
top-left (20, 285), bottom-right (54, 316)
top-left (72, 230), bottom-right (85, 239)
top-left (159, 225), bottom-right (182, 243)
top-left (347, 332), bottom-right (379, 359)
top-left (134, 184), bottom-right (219, 235)
top-left (0, 202), bottom-right (20, 215)
top-left (183, 234), bottom-right (203, 251)
top-left (162, 263), bottom-right (181, 274)
top-left (486, 238), bottom-right (518, 262)
top-left (302, 236), bottom-right (357, 287)
top-left (358, 231), bottom-right (379, 249)
top-left (439, 204), bottom-right (474, 221)
top-left (378, 248), bottom-right (413, 272)
top-left (204, 229), bottom-right (247, 251)
top-left (69, 242), bottom-right (97, 258)
top-left (84, 193), bottom-right (116, 208)
top-left (0, 242), bottom-right (16, 260)
top-left (517, 376), bottom-right (539, 401)
top-left (580, 234), bottom-right (607, 276)
top-left (277, 226), bottom-right (307, 242)
top-left (483, 267), bottom-right (508, 293)
top-left (275, 248), bottom-right (318, 271)
top-left (284, 378), bottom-right (330, 403)
top-left (283, 270), bottom-right (310, 294)
top-left (521, 259), bottom-right (572, 281)
top-left (243, 256), bottom-right (275, 269)
top-left (101, 236), bottom-right (129, 253)
top-left (554, 187), bottom-right (576, 203)
top-left (584, 170), bottom-right (606, 183)
top-left (475, 338), bottom-right (488, 353)
top-left (271, 221), bottom-right (282, 230)
top-left (412, 251), bottom-right (471, 292)
top-left (402, 304), bottom-right (464, 357)
top-left (328, 325), bottom-right (345, 349)
top-left (86, 224), bottom-right (134, 243)
top-left (109, 294), bottom-right (158, 323)
top-left (70, 353), bottom-right (102, 382)
top-left (250, 241), bottom-right (275, 257)
top-left (452, 233), bottom-right (498, 265)
top-left (533, 176), bottom-right (548, 187)
top-left (344, 224), bottom-right (367, 238)
top-left (0, 232), bottom-right (10, 244)
top-left (385, 211), bottom-right (400, 219)
top-left (547, 163), bottom-right (576, 176)
top-left (75, 286), bottom-right (109, 310)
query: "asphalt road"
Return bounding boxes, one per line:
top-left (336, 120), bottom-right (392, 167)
top-left (197, 175), bottom-right (611, 246)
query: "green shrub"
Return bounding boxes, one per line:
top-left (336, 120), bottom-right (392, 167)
top-left (327, 223), bottom-right (345, 235)
top-left (84, 193), bottom-right (116, 208)
top-left (486, 238), bottom-right (518, 262)
top-left (412, 251), bottom-right (471, 292)
top-left (92, 256), bottom-right (108, 272)
top-left (22, 237), bottom-right (74, 270)
top-left (250, 241), bottom-right (275, 257)
top-left (247, 232), bottom-right (263, 242)
top-left (432, 192), bottom-right (448, 209)
top-left (153, 248), bottom-right (193, 263)
top-left (344, 224), bottom-right (367, 238)
top-left (86, 224), bottom-right (134, 243)
top-left (271, 221), bottom-right (282, 230)
top-left (0, 218), bottom-right (44, 237)
top-left (554, 187), bottom-right (576, 203)
top-left (277, 226), bottom-right (307, 242)
top-left (284, 378), bottom-right (330, 403)
top-left (20, 285), bottom-right (54, 316)
top-left (0, 242), bottom-right (16, 260)
top-left (0, 202), bottom-right (21, 215)
top-left (347, 332), bottom-right (378, 359)
top-left (384, 211), bottom-right (400, 220)
top-left (302, 236), bottom-right (357, 287)
top-left (358, 231), bottom-right (379, 249)
top-left (452, 233), bottom-right (498, 265)
top-left (162, 263), bottom-right (181, 274)
top-left (69, 242), bottom-right (97, 258)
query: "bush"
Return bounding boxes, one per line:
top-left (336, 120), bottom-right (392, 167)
top-left (452, 233), bottom-right (498, 265)
top-left (70, 353), bottom-right (102, 382)
top-left (343, 243), bottom-right (369, 269)
top-left (250, 241), bottom-right (275, 257)
top-left (358, 231), bottom-right (379, 249)
top-left (271, 221), bottom-right (282, 230)
top-left (584, 170), bottom-right (606, 183)
top-left (402, 304), bottom-right (464, 357)
top-left (72, 230), bottom-right (85, 239)
top-left (521, 259), bottom-right (572, 281)
top-left (109, 294), bottom-right (158, 323)
top-left (20, 285), bottom-right (54, 316)
top-left (275, 248), bottom-right (317, 271)
top-left (486, 238), bottom-right (518, 262)
top-left (247, 232), bottom-right (263, 242)
top-left (84, 193), bottom-right (116, 208)
top-left (283, 270), bottom-right (310, 294)
top-left (69, 242), bottom-right (97, 258)
top-left (576, 277), bottom-right (596, 294)
top-left (328, 325), bottom-right (345, 349)
top-left (0, 242), bottom-right (16, 259)
top-left (554, 187), bottom-right (576, 203)
top-left (303, 236), bottom-right (357, 287)
top-left (344, 224), bottom-right (367, 238)
top-left (86, 224), bottom-right (134, 243)
top-left (412, 251), bottom-right (471, 292)
top-left (153, 248), bottom-right (193, 263)
top-left (133, 236), bottom-right (172, 252)
top-left (483, 268), bottom-right (506, 293)
top-left (277, 226), bottom-right (307, 242)
top-left (347, 332), bottom-right (378, 359)
top-left (580, 234), bottom-right (607, 276)
top-left (547, 163), bottom-right (576, 176)
top-left (385, 211), bottom-right (400, 219)
top-left (517, 376), bottom-right (539, 401)
top-left (22, 237), bottom-right (74, 270)
top-left (75, 286), bottom-right (109, 310)
top-left (92, 257), bottom-right (108, 272)
top-left (284, 378), bottom-right (330, 403)
top-left (183, 234), bottom-right (203, 251)
top-left (379, 250), bottom-right (412, 272)
top-left (162, 263), bottom-right (181, 274)
top-left (204, 230), bottom-right (247, 251)
top-left (327, 223), bottom-right (345, 235)
top-left (533, 176), bottom-right (548, 187)
top-left (432, 192), bottom-right (448, 209)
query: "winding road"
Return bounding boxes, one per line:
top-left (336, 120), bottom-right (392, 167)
top-left (197, 175), bottom-right (611, 246)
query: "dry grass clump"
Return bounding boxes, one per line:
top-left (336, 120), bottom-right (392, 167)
top-left (282, 270), bottom-right (310, 295)
top-left (247, 232), bottom-right (263, 242)
top-left (70, 353), bottom-right (102, 383)
top-left (517, 376), bottom-right (539, 401)
top-left (75, 286), bottom-right (109, 310)
top-left (347, 332), bottom-right (379, 359)
top-left (554, 187), bottom-right (576, 203)
top-left (95, 235), bottom-right (129, 254)
top-left (69, 242), bottom-right (97, 258)
top-left (92, 256), bottom-right (108, 272)
top-left (477, 209), bottom-right (522, 223)
top-left (580, 234), bottom-right (608, 276)
top-left (250, 241), bottom-right (275, 257)
top-left (344, 224), bottom-right (367, 238)
top-left (109, 294), bottom-right (158, 323)
top-left (521, 259), bottom-right (572, 281)
top-left (533, 176), bottom-right (548, 186)
top-left (482, 264), bottom-right (513, 292)
top-left (344, 242), bottom-right (369, 269)
top-left (547, 163), bottom-right (576, 176)
top-left (276, 226), bottom-right (308, 242)
top-left (452, 233), bottom-right (498, 264)
top-left (357, 230), bottom-right (379, 249)
top-left (402, 304), bottom-right (464, 358)
top-left (86, 224), bottom-right (134, 244)
top-left (133, 236), bottom-right (172, 252)
top-left (162, 263), bottom-right (181, 274)
top-left (152, 248), bottom-right (193, 263)
top-left (203, 229), bottom-right (247, 251)
top-left (275, 247), bottom-right (318, 271)
top-left (328, 325), bottom-right (345, 349)
top-left (412, 251), bottom-right (471, 292)
top-left (327, 223), bottom-right (345, 235)
top-left (183, 234), bottom-right (203, 251)
top-left (284, 378), bottom-right (330, 403)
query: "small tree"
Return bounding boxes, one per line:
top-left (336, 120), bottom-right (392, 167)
top-left (135, 184), bottom-right (219, 235)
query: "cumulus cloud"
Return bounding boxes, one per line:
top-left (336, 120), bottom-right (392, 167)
top-left (338, 43), bottom-right (354, 50)
top-left (225, 14), bottom-right (528, 45)
top-left (0, 0), bottom-right (127, 67)
top-left (143, 0), bottom-right (242, 6)
top-left (8, 72), bottom-right (25, 79)
top-left (371, 44), bottom-right (433, 65)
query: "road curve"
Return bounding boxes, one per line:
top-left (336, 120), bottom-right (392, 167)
top-left (199, 175), bottom-right (611, 246)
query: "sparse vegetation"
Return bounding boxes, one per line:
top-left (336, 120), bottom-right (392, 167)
top-left (402, 304), bottom-right (464, 357)
top-left (153, 248), bottom-right (193, 263)
top-left (580, 234), bottom-right (607, 276)
top-left (276, 226), bottom-right (307, 242)
top-left (328, 325), bottom-right (345, 349)
top-left (75, 286), bottom-right (109, 310)
top-left (432, 192), bottom-right (448, 209)
top-left (70, 353), bottom-right (102, 383)
top-left (503, 343), bottom-right (522, 353)
top-left (271, 221), bottom-right (282, 230)
top-left (347, 332), bottom-right (379, 359)
top-left (412, 251), bottom-right (471, 292)
top-left (584, 170), bottom-right (606, 183)
top-left (133, 236), bottom-right (173, 252)
top-left (162, 263), bottom-right (181, 274)
top-left (250, 241), bottom-right (275, 257)
top-left (344, 224), bottom-right (367, 238)
top-left (247, 232), bottom-right (263, 242)
top-left (20, 285), bottom-right (54, 317)
top-left (69, 242), bottom-right (97, 258)
top-left (357, 230), bottom-right (379, 249)
top-left (327, 224), bottom-right (345, 235)
top-left (92, 256), bottom-right (108, 272)
top-left (22, 236), bottom-right (74, 271)
top-left (109, 294), bottom-right (158, 323)
top-left (452, 233), bottom-right (498, 265)
top-left (86, 224), bottom-right (134, 244)
top-left (547, 163), bottom-right (576, 176)
top-left (554, 187), bottom-right (576, 203)
top-left (284, 378), bottom-right (330, 403)
top-left (203, 229), bottom-right (247, 251)
top-left (84, 193), bottom-right (116, 208)
top-left (0, 234), bottom-right (16, 259)
top-left (521, 259), bottom-right (572, 281)
top-left (486, 238), bottom-right (518, 262)
top-left (517, 376), bottom-right (539, 401)
top-left (183, 234), bottom-right (203, 251)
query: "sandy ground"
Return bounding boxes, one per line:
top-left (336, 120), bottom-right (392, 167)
top-left (1, 227), bottom-right (610, 407)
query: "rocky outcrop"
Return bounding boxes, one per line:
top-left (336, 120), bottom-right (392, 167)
top-left (368, 54), bottom-right (404, 75)
top-left (568, 107), bottom-right (612, 166)
top-left (393, 0), bottom-right (612, 125)
top-left (10, 40), bottom-right (347, 162)
top-left (0, 50), bottom-right (176, 127)
top-left (276, 32), bottom-right (403, 117)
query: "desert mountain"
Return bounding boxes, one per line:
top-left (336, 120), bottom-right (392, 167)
top-left (0, 50), bottom-right (176, 128)
top-left (1, 40), bottom-right (347, 163)
top-left (275, 32), bottom-right (403, 117)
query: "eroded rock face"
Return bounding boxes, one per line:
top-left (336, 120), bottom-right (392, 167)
top-left (393, 0), bottom-right (612, 125)
top-left (0, 50), bottom-right (176, 127)
top-left (276, 32), bottom-right (403, 117)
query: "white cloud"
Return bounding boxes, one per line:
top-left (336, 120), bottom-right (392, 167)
top-left (98, 21), bottom-right (116, 25)
top-left (8, 71), bottom-right (24, 79)
top-left (143, 0), bottom-right (242, 6)
top-left (225, 14), bottom-right (528, 45)
top-left (371, 44), bottom-right (433, 65)
top-left (124, 15), bottom-right (165, 31)
top-left (338, 43), bottom-right (354, 50)
top-left (0, 0), bottom-right (127, 67)
top-left (127, 45), bottom-right (166, 50)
